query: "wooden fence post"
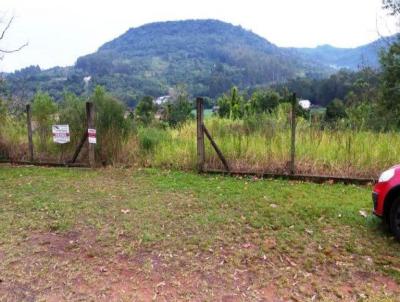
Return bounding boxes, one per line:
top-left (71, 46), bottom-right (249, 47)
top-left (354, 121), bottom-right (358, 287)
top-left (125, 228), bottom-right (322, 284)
top-left (26, 104), bottom-right (34, 162)
top-left (86, 102), bottom-right (95, 167)
top-left (196, 97), bottom-right (205, 172)
top-left (290, 93), bottom-right (296, 175)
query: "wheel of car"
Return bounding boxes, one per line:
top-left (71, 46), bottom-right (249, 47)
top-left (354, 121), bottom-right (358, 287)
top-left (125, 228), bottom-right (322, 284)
top-left (390, 198), bottom-right (400, 240)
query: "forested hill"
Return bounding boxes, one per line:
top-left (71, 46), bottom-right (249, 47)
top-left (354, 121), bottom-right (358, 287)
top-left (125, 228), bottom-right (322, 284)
top-left (2, 19), bottom-right (395, 105)
top-left (290, 35), bottom-right (398, 70)
top-left (74, 19), bottom-right (322, 99)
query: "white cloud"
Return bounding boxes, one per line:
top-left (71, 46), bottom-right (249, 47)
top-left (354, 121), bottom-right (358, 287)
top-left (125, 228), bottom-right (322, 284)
top-left (0, 0), bottom-right (398, 72)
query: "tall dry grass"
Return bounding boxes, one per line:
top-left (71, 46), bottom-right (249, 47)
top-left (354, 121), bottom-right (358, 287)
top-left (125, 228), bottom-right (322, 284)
top-left (119, 112), bottom-right (400, 178)
top-left (2, 102), bottom-right (399, 178)
top-left (0, 116), bottom-right (29, 161)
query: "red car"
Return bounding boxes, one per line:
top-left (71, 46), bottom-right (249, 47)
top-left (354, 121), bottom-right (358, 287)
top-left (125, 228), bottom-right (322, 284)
top-left (373, 165), bottom-right (400, 239)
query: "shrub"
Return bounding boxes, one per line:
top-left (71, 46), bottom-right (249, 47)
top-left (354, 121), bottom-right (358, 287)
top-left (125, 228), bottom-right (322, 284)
top-left (58, 92), bottom-right (86, 149)
top-left (217, 86), bottom-right (246, 119)
top-left (325, 99), bottom-right (347, 124)
top-left (135, 96), bottom-right (155, 126)
top-left (249, 89), bottom-right (280, 114)
top-left (0, 114), bottom-right (28, 161)
top-left (90, 86), bottom-right (130, 163)
top-left (137, 127), bottom-right (169, 153)
top-left (31, 92), bottom-right (57, 150)
top-left (164, 97), bottom-right (193, 127)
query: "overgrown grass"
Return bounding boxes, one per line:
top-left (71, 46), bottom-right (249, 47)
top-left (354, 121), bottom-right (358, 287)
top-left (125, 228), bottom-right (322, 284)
top-left (0, 116), bottom-right (28, 160)
top-left (2, 105), bottom-right (400, 177)
top-left (122, 116), bottom-right (400, 177)
top-left (0, 165), bottom-right (399, 300)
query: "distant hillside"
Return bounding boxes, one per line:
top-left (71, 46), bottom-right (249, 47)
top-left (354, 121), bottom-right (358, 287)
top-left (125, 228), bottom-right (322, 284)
top-left (289, 35), bottom-right (398, 70)
top-left (2, 20), bottom-right (397, 105)
top-left (73, 19), bottom-right (323, 100)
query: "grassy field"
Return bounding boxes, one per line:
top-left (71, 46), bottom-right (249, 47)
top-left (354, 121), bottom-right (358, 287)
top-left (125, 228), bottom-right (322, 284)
top-left (0, 165), bottom-right (400, 301)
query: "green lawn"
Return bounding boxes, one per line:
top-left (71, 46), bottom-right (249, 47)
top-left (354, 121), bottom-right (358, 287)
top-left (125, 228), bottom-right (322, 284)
top-left (0, 165), bottom-right (399, 301)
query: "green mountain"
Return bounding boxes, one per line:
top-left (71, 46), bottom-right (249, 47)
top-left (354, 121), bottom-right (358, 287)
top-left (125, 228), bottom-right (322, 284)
top-left (73, 19), bottom-right (323, 100)
top-left (290, 35), bottom-right (397, 70)
top-left (2, 19), bottom-right (396, 105)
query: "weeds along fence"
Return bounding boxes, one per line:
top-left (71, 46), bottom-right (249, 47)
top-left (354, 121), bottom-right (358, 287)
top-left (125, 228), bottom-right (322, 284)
top-left (1, 93), bottom-right (398, 182)
top-left (0, 102), bottom-right (95, 167)
top-left (193, 96), bottom-right (386, 183)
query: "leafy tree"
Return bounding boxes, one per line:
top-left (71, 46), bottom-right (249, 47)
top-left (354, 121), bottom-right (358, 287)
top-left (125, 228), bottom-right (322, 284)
top-left (324, 99), bottom-right (347, 123)
top-left (249, 89), bottom-right (280, 114)
top-left (135, 96), bottom-right (155, 126)
top-left (349, 68), bottom-right (380, 105)
top-left (202, 97), bottom-right (215, 109)
top-left (380, 40), bottom-right (400, 128)
top-left (274, 68), bottom-right (380, 108)
top-left (372, 0), bottom-right (400, 129)
top-left (345, 102), bottom-right (383, 130)
top-left (164, 101), bottom-right (191, 127)
top-left (164, 87), bottom-right (193, 127)
top-left (32, 92), bottom-right (57, 149)
top-left (217, 95), bottom-right (231, 118)
top-left (344, 91), bottom-right (358, 106)
top-left (58, 92), bottom-right (86, 146)
top-left (216, 87), bottom-right (246, 119)
top-left (229, 87), bottom-right (245, 119)
top-left (383, 0), bottom-right (400, 15)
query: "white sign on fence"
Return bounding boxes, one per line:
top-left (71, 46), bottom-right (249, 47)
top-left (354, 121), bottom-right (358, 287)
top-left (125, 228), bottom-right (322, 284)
top-left (52, 125), bottom-right (70, 144)
top-left (88, 128), bottom-right (96, 144)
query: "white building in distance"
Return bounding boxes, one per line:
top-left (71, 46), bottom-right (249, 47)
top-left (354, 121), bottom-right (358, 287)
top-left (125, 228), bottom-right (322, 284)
top-left (299, 99), bottom-right (311, 110)
top-left (154, 96), bottom-right (171, 105)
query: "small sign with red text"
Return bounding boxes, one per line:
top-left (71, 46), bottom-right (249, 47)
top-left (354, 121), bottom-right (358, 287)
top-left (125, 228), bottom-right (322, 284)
top-left (88, 128), bottom-right (96, 144)
top-left (52, 125), bottom-right (70, 144)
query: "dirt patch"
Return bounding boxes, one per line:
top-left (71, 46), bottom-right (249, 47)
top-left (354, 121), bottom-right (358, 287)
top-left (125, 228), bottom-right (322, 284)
top-left (374, 275), bottom-right (400, 293)
top-left (259, 284), bottom-right (282, 302)
top-left (1, 227), bottom-right (399, 302)
top-left (1, 228), bottom-right (399, 301)
top-left (0, 281), bottom-right (36, 302)
top-left (29, 231), bottom-right (80, 255)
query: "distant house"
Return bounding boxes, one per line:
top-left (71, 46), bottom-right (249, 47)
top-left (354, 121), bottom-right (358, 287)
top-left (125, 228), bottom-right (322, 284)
top-left (299, 100), bottom-right (311, 110)
top-left (154, 96), bottom-right (171, 105)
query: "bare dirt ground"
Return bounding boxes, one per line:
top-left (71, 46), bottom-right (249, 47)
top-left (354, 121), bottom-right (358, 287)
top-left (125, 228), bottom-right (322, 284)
top-left (2, 229), bottom-right (399, 302)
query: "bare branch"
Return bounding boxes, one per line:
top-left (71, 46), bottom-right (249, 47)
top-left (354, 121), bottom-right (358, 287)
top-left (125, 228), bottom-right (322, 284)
top-left (0, 15), bottom-right (28, 55)
top-left (0, 15), bottom-right (14, 41)
top-left (0, 42), bottom-right (28, 53)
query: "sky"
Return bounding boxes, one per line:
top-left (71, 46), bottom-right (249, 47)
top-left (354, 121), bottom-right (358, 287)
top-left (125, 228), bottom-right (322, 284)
top-left (0, 0), bottom-right (398, 72)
